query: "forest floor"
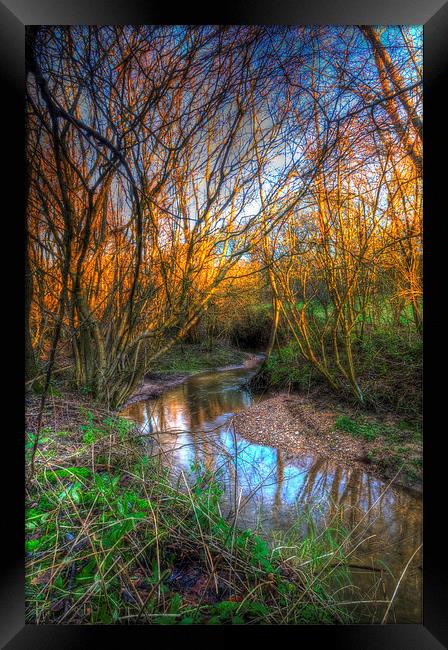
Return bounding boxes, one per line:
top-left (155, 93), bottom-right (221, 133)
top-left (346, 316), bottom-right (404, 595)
top-left (232, 390), bottom-right (422, 491)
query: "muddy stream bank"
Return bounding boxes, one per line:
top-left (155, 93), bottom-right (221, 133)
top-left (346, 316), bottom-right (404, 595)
top-left (120, 357), bottom-right (422, 623)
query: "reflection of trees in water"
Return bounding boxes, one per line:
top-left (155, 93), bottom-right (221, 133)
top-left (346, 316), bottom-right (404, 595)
top-left (122, 376), bottom-right (422, 622)
top-left (136, 376), bottom-right (248, 437)
top-left (122, 401), bottom-right (146, 426)
top-left (121, 372), bottom-right (253, 478)
top-left (285, 456), bottom-right (421, 555)
top-left (296, 457), bottom-right (327, 506)
top-left (329, 464), bottom-right (342, 505)
top-left (145, 376), bottom-right (252, 475)
top-left (191, 430), bottom-right (214, 472)
top-left (126, 389), bottom-right (421, 567)
top-left (144, 400), bottom-right (162, 434)
top-left (275, 450), bottom-right (284, 507)
top-left (183, 376), bottom-right (247, 430)
top-left (273, 450), bottom-right (285, 521)
top-left (296, 458), bottom-right (370, 519)
top-left (279, 455), bottom-right (422, 622)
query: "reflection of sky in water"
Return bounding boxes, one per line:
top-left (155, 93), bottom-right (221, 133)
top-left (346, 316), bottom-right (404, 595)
top-left (121, 365), bottom-right (422, 622)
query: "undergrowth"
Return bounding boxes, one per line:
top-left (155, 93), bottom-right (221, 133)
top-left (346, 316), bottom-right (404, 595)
top-left (255, 327), bottom-right (422, 423)
top-left (334, 414), bottom-right (422, 486)
top-left (26, 410), bottom-right (353, 625)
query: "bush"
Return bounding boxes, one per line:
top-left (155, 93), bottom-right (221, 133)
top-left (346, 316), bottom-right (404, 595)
top-left (356, 328), bottom-right (422, 419)
top-left (253, 326), bottom-right (422, 423)
top-left (252, 342), bottom-right (322, 391)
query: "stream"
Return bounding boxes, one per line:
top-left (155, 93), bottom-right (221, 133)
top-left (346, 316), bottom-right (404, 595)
top-left (120, 360), bottom-right (422, 623)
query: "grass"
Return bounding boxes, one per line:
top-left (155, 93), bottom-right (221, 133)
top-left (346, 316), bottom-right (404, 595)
top-left (335, 415), bottom-right (389, 442)
top-left (334, 414), bottom-right (422, 486)
top-left (151, 342), bottom-right (249, 375)
top-left (25, 405), bottom-right (354, 625)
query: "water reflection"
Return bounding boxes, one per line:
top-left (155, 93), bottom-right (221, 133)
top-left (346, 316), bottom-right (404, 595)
top-left (121, 366), bottom-right (422, 623)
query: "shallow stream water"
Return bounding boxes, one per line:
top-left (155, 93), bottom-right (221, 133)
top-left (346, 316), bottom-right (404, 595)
top-left (120, 361), bottom-right (422, 623)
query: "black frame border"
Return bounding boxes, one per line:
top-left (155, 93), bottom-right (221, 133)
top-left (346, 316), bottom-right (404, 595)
top-left (1, 0), bottom-right (447, 647)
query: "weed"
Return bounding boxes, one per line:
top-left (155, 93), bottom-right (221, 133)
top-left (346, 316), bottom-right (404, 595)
top-left (334, 414), bottom-right (422, 487)
top-left (335, 415), bottom-right (382, 441)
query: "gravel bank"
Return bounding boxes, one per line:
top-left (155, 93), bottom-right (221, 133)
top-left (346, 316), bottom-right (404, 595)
top-left (232, 393), bottom-right (421, 490)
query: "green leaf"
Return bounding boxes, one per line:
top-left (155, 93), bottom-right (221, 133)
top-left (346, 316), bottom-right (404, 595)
top-left (26, 539), bottom-right (40, 552)
top-left (169, 593), bottom-right (182, 614)
top-left (45, 467), bottom-right (91, 483)
top-left (179, 616), bottom-right (194, 625)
